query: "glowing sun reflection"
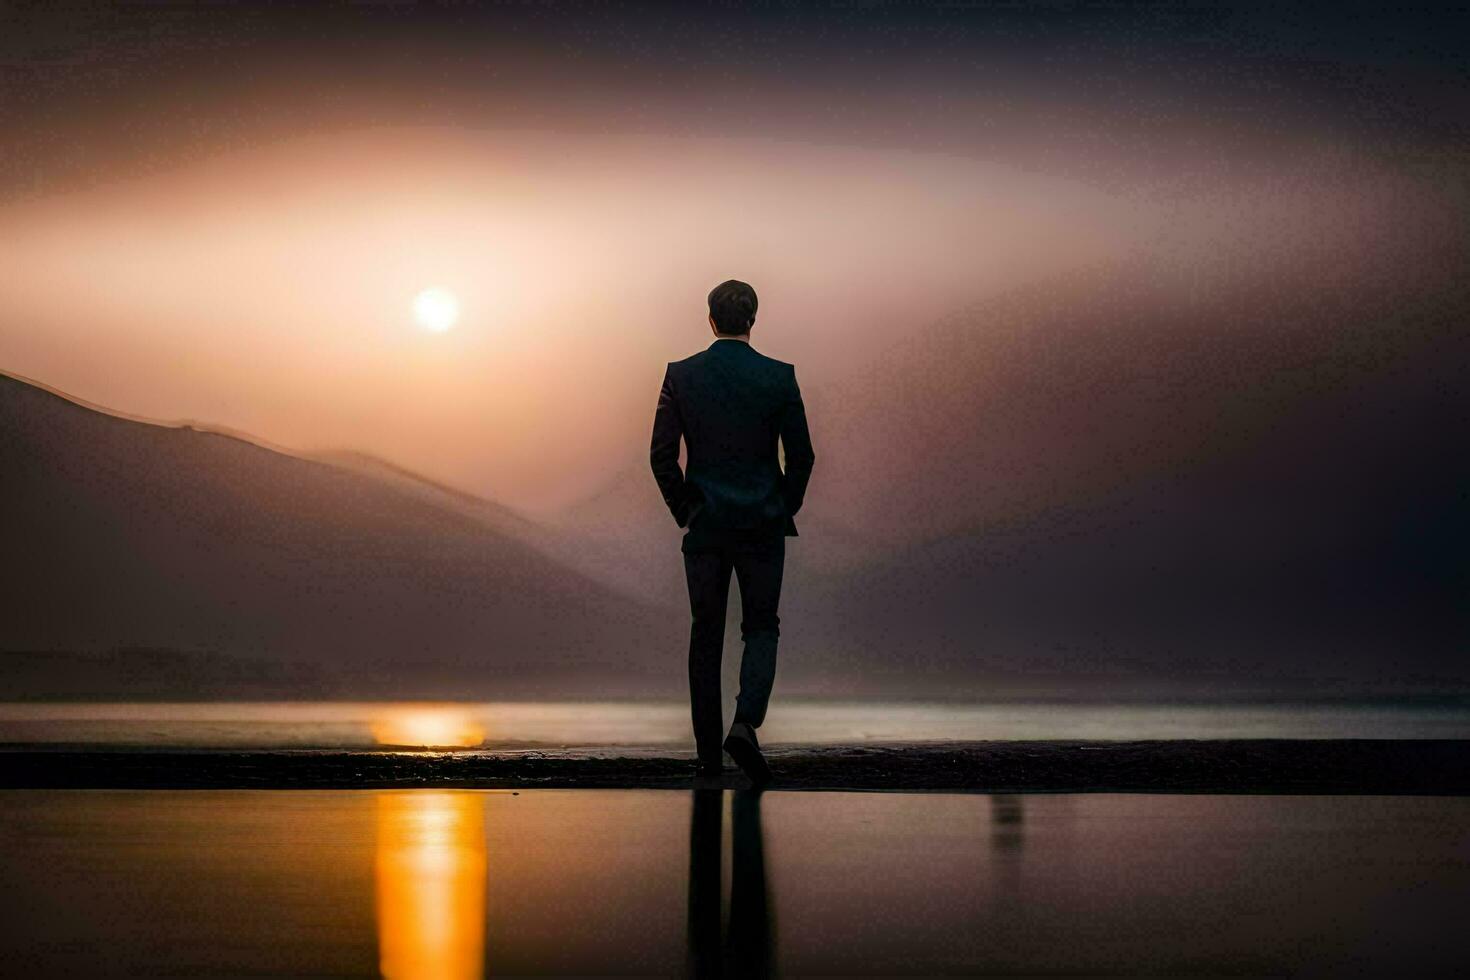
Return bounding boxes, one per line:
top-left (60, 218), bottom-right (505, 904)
top-left (372, 706), bottom-right (486, 749)
top-left (375, 791), bottom-right (488, 980)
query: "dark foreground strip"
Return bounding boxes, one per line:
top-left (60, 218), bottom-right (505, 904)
top-left (1, 740), bottom-right (1467, 792)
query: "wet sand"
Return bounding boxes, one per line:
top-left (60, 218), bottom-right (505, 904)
top-left (3, 739), bottom-right (1467, 792)
top-left (0, 788), bottom-right (1466, 976)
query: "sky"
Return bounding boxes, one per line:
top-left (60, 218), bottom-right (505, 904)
top-left (1, 1), bottom-right (1466, 514)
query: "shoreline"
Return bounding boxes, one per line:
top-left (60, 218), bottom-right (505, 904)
top-left (2, 739), bottom-right (1467, 793)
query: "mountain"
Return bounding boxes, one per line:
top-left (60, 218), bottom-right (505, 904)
top-left (552, 236), bottom-right (1469, 697)
top-left (0, 373), bottom-right (685, 699)
top-left (776, 241), bottom-right (1470, 696)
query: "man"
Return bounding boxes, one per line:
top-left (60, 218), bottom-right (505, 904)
top-left (650, 279), bottom-right (816, 786)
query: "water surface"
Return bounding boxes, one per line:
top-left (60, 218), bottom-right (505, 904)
top-left (0, 789), bottom-right (1465, 976)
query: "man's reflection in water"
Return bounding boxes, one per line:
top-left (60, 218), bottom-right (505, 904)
top-left (687, 789), bottom-right (722, 977)
top-left (687, 788), bottom-right (775, 977)
top-left (729, 789), bottom-right (774, 976)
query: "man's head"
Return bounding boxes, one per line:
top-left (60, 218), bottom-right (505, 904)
top-left (707, 279), bottom-right (758, 337)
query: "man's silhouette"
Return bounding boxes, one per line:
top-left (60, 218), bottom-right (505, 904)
top-left (650, 279), bottom-right (816, 785)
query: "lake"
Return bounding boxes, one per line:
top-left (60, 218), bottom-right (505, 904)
top-left (0, 789), bottom-right (1466, 976)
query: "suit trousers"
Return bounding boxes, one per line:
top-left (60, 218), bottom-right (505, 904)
top-left (682, 535), bottom-right (785, 765)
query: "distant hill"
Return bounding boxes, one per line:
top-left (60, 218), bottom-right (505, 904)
top-left (0, 373), bottom-right (685, 699)
top-left (551, 245), bottom-right (1470, 698)
top-left (778, 246), bottom-right (1470, 696)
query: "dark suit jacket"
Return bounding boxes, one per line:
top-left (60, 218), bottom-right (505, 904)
top-left (650, 338), bottom-right (816, 544)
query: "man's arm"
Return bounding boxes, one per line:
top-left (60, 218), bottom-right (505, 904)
top-left (779, 365), bottom-right (816, 518)
top-left (650, 364), bottom-right (691, 527)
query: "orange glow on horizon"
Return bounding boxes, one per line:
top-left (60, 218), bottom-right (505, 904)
top-left (372, 705), bottom-right (487, 748)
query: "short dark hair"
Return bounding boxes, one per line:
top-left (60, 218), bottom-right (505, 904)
top-left (707, 279), bottom-right (758, 335)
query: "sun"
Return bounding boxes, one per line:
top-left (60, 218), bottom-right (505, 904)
top-left (413, 287), bottom-right (460, 333)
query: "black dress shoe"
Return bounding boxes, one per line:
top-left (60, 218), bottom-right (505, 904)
top-left (722, 722), bottom-right (772, 786)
